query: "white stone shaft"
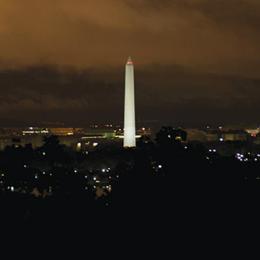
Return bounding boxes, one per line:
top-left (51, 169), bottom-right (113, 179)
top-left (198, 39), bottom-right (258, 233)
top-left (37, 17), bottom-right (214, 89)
top-left (124, 57), bottom-right (136, 147)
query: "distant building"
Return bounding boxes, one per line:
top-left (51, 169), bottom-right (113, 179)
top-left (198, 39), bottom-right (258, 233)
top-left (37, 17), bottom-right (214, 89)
top-left (202, 129), bottom-right (249, 142)
top-left (22, 127), bottom-right (49, 135)
top-left (186, 129), bottom-right (207, 142)
top-left (0, 135), bottom-right (44, 149)
top-left (0, 127), bottom-right (121, 151)
top-left (205, 130), bottom-right (220, 142)
top-left (49, 128), bottom-right (83, 136)
top-left (221, 130), bottom-right (248, 142)
top-left (245, 128), bottom-right (260, 137)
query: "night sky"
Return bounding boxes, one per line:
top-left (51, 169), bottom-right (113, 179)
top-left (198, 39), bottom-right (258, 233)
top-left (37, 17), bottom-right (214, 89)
top-left (0, 0), bottom-right (260, 126)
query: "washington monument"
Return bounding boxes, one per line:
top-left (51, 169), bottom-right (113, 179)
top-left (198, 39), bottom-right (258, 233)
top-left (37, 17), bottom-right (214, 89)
top-left (124, 57), bottom-right (136, 148)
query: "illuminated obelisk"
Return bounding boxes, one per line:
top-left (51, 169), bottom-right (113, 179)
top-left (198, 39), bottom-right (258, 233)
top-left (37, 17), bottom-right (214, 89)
top-left (124, 57), bottom-right (136, 148)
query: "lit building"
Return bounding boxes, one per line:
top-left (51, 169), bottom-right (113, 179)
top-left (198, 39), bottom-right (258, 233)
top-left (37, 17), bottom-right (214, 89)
top-left (186, 129), bottom-right (207, 142)
top-left (49, 128), bottom-right (82, 136)
top-left (245, 128), bottom-right (260, 137)
top-left (22, 127), bottom-right (49, 135)
top-left (205, 129), bottom-right (249, 142)
top-left (222, 130), bottom-right (248, 142)
top-left (124, 57), bottom-right (136, 148)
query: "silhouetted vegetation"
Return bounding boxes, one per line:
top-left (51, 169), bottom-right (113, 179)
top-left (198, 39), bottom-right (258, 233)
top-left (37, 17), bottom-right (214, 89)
top-left (0, 129), bottom-right (259, 232)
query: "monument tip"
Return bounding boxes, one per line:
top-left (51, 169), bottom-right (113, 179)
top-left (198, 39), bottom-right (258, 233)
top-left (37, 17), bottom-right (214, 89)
top-left (126, 56), bottom-right (133, 65)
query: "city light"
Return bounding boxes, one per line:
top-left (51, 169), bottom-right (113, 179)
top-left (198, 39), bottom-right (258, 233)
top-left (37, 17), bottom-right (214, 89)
top-left (76, 143), bottom-right (82, 151)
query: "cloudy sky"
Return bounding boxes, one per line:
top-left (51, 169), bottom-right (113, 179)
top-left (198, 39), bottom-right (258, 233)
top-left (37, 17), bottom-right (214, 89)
top-left (0, 0), bottom-right (260, 126)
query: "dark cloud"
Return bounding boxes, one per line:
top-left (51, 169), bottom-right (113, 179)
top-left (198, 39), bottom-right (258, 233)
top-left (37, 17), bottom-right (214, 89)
top-left (0, 65), bottom-right (259, 126)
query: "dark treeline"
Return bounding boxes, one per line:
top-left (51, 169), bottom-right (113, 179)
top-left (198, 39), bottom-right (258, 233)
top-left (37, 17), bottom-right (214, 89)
top-left (0, 127), bottom-right (259, 239)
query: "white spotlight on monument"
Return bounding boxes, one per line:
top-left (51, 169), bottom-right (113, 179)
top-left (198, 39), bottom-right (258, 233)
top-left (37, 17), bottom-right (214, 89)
top-left (123, 57), bottom-right (136, 148)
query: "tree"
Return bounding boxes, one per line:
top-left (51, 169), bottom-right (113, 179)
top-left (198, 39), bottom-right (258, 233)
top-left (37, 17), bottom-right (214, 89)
top-left (156, 126), bottom-right (187, 146)
top-left (137, 135), bottom-right (154, 149)
top-left (40, 135), bottom-right (71, 166)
